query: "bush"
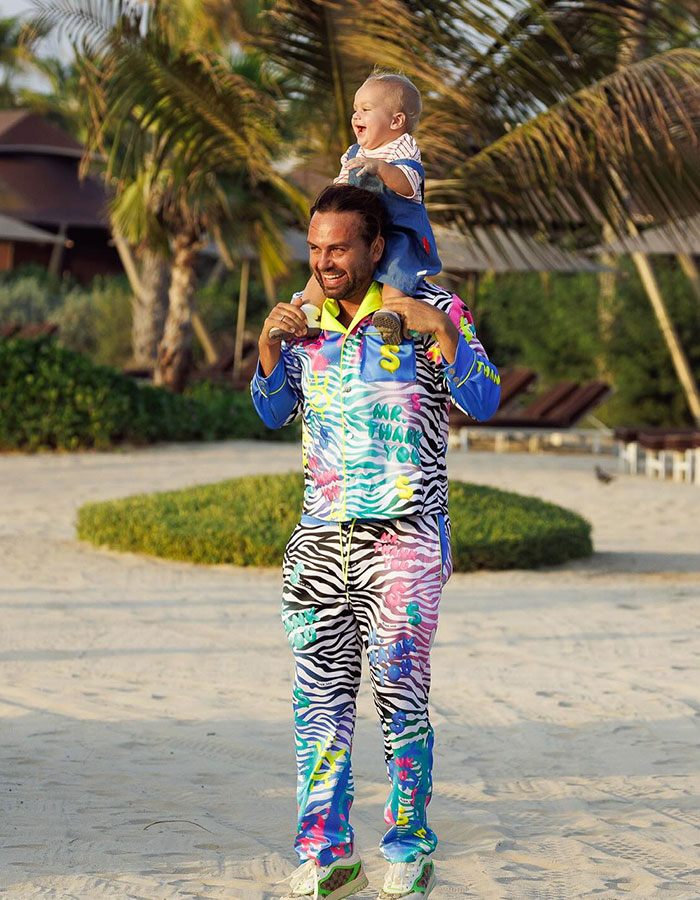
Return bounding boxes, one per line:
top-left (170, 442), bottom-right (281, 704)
top-left (0, 268), bottom-right (133, 368)
top-left (448, 481), bottom-right (592, 570)
top-left (57, 278), bottom-right (133, 367)
top-left (0, 338), bottom-right (296, 450)
top-left (0, 272), bottom-right (62, 323)
top-left (76, 473), bottom-right (593, 570)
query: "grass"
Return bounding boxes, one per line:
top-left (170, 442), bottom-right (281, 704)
top-left (77, 473), bottom-right (593, 570)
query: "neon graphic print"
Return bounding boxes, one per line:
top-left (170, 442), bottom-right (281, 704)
top-left (250, 280), bottom-right (501, 523)
top-left (282, 514), bottom-right (452, 865)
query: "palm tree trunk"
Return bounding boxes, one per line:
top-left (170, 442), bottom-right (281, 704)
top-left (630, 251), bottom-right (700, 424)
top-left (613, 3), bottom-right (700, 423)
top-left (595, 4), bottom-right (651, 371)
top-left (232, 258), bottom-right (250, 384)
top-left (131, 249), bottom-right (169, 367)
top-left (114, 235), bottom-right (170, 368)
top-left (677, 253), bottom-right (700, 304)
top-left (596, 220), bottom-right (618, 377)
top-left (154, 233), bottom-right (198, 392)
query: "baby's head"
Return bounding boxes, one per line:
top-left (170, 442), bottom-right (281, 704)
top-left (352, 72), bottom-right (422, 150)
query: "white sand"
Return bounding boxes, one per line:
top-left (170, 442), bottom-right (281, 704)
top-left (1, 441), bottom-right (698, 900)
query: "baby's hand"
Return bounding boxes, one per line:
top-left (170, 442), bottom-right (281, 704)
top-left (346, 155), bottom-right (386, 180)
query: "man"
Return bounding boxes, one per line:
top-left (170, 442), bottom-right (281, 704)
top-left (251, 184), bottom-right (500, 900)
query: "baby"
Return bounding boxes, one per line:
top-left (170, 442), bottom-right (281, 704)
top-left (270, 71), bottom-right (441, 346)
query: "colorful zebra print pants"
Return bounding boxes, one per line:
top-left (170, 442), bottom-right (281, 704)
top-left (281, 513), bottom-right (452, 866)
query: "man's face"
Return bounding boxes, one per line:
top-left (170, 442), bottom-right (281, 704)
top-left (307, 210), bottom-right (384, 302)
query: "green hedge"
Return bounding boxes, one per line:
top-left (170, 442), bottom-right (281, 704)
top-left (448, 481), bottom-right (592, 570)
top-left (77, 473), bottom-right (593, 571)
top-left (0, 337), bottom-right (293, 450)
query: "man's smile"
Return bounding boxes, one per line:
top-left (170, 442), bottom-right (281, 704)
top-left (320, 271), bottom-right (346, 286)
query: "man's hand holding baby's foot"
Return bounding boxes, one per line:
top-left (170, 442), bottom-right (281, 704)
top-left (382, 295), bottom-right (460, 364)
top-left (267, 294), bottom-right (321, 342)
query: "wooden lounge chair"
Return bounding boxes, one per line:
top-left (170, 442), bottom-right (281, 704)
top-left (449, 366), bottom-right (537, 436)
top-left (17, 322), bottom-right (60, 339)
top-left (494, 366), bottom-right (539, 411)
top-left (535, 381), bottom-right (612, 430)
top-left (0, 323), bottom-right (21, 339)
top-left (0, 322), bottom-right (59, 342)
top-left (450, 378), bottom-right (612, 452)
top-left (491, 381), bottom-right (581, 427)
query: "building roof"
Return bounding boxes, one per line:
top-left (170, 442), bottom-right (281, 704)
top-left (208, 224), bottom-right (606, 274)
top-left (0, 110), bottom-right (83, 158)
top-left (0, 111), bottom-right (109, 229)
top-left (0, 155), bottom-right (109, 228)
top-left (435, 225), bottom-right (607, 273)
top-left (588, 214), bottom-right (700, 255)
top-left (0, 211), bottom-right (65, 244)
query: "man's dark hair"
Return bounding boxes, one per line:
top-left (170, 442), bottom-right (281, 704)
top-left (310, 184), bottom-right (385, 247)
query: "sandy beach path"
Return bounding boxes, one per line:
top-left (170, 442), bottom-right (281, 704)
top-left (0, 442), bottom-right (698, 900)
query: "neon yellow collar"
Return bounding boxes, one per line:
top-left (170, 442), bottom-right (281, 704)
top-left (319, 281), bottom-right (383, 335)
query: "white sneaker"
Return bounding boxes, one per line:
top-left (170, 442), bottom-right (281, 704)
top-left (302, 303), bottom-right (322, 339)
top-left (280, 850), bottom-right (369, 899)
top-left (378, 854), bottom-right (435, 899)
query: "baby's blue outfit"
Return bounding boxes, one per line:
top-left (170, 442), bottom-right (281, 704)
top-left (345, 143), bottom-right (442, 296)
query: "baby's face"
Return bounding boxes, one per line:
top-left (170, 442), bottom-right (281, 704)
top-left (351, 81), bottom-right (403, 150)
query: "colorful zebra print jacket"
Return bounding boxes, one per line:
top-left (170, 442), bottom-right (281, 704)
top-left (251, 281), bottom-right (500, 522)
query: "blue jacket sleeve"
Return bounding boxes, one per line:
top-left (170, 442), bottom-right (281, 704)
top-left (441, 338), bottom-right (501, 421)
top-left (250, 351), bottom-right (303, 429)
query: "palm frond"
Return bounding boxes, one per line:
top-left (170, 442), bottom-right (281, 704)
top-left (25, 0), bottom-right (142, 54)
top-left (108, 161), bottom-right (170, 250)
top-left (425, 0), bottom-right (700, 176)
top-left (31, 0), bottom-right (306, 259)
top-left (428, 47), bottom-right (700, 235)
top-left (255, 0), bottom-right (518, 159)
top-left (101, 42), bottom-right (279, 178)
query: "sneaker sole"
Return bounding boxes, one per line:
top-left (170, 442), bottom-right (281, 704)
top-left (268, 327), bottom-right (321, 342)
top-left (268, 326), bottom-right (297, 342)
top-left (372, 311), bottom-right (404, 346)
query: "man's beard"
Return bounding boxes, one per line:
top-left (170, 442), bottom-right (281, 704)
top-left (314, 264), bottom-right (373, 300)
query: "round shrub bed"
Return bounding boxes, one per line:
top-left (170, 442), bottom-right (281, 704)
top-left (77, 473), bottom-right (592, 570)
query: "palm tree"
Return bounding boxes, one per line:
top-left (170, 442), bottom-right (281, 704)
top-left (28, 0), bottom-right (306, 390)
top-left (0, 17), bottom-right (26, 107)
top-left (253, 0), bottom-right (700, 420)
top-left (425, 1), bottom-right (700, 420)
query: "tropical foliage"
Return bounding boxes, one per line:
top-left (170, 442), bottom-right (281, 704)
top-left (25, 0), bottom-right (307, 390)
top-left (429, 47), bottom-right (700, 233)
top-left (11, 0), bottom-right (700, 422)
top-left (0, 16), bottom-right (28, 107)
top-left (474, 256), bottom-right (700, 427)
